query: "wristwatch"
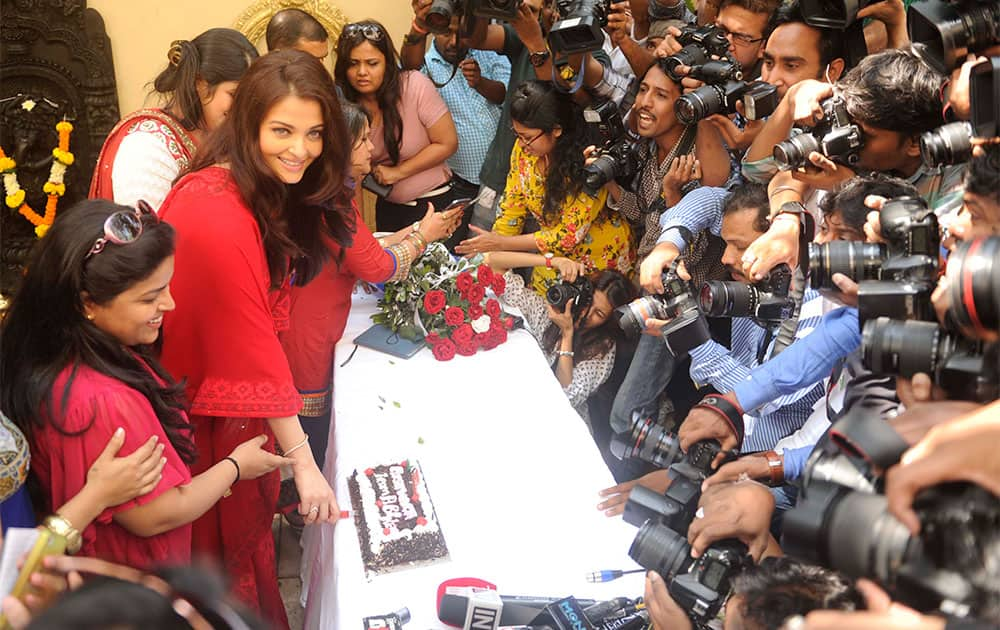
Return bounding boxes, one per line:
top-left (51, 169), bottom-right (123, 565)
top-left (411, 221), bottom-right (422, 236)
top-left (403, 31), bottom-right (427, 46)
top-left (776, 200), bottom-right (807, 219)
top-left (529, 49), bottom-right (551, 67)
top-left (762, 450), bottom-right (785, 486)
top-left (543, 252), bottom-right (554, 268)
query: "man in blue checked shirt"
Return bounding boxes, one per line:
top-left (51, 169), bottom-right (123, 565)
top-left (400, 11), bottom-right (511, 209)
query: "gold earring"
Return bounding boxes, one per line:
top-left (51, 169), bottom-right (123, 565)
top-left (86, 313), bottom-right (95, 321)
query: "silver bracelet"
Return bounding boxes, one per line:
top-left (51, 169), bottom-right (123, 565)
top-left (284, 436), bottom-right (310, 457)
top-left (556, 350), bottom-right (575, 358)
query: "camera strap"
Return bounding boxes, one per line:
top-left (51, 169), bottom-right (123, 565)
top-left (694, 394), bottom-right (745, 448)
top-left (770, 211), bottom-right (815, 357)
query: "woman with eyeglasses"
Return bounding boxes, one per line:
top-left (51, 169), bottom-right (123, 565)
top-left (90, 28), bottom-right (258, 212)
top-left (156, 50), bottom-right (348, 628)
top-left (0, 199), bottom-right (287, 574)
top-left (279, 101), bottom-right (459, 485)
top-left (457, 80), bottom-right (636, 293)
top-left (334, 20), bottom-right (466, 246)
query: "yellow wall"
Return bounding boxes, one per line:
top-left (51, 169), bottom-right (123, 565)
top-left (89, 0), bottom-right (413, 115)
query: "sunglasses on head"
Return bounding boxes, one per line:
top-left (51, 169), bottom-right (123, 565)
top-left (86, 199), bottom-right (157, 259)
top-left (343, 23), bottom-right (384, 43)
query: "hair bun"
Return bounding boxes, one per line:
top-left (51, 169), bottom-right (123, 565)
top-left (167, 40), bottom-right (186, 66)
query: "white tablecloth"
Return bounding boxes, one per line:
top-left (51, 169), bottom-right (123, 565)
top-left (301, 291), bottom-right (645, 629)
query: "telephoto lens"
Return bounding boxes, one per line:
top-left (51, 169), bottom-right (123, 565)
top-left (920, 121), bottom-right (973, 167)
top-left (800, 0), bottom-right (880, 28)
top-left (686, 60), bottom-right (743, 83)
top-left (615, 295), bottom-right (671, 337)
top-left (862, 318), bottom-right (946, 378)
top-left (629, 520), bottom-right (694, 579)
top-left (698, 280), bottom-right (754, 317)
top-left (609, 415), bottom-right (683, 467)
top-left (675, 84), bottom-right (727, 125)
top-left (807, 240), bottom-right (886, 289)
top-left (946, 236), bottom-right (1000, 338)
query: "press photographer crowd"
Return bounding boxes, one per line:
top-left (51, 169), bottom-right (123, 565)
top-left (0, 0), bottom-right (998, 627)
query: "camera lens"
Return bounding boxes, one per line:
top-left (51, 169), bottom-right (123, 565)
top-left (616, 295), bottom-right (669, 337)
top-left (774, 133), bottom-right (821, 170)
top-left (909, 0), bottom-right (1000, 74)
top-left (664, 45), bottom-right (712, 81)
top-left (583, 153), bottom-right (617, 196)
top-left (699, 281), bottom-right (754, 318)
top-left (546, 283), bottom-right (576, 310)
top-left (629, 520), bottom-right (692, 579)
top-left (675, 85), bottom-right (724, 125)
top-left (808, 241), bottom-right (886, 289)
top-left (425, 0), bottom-right (456, 33)
top-left (799, 0), bottom-right (864, 28)
top-left (946, 236), bottom-right (1000, 337)
top-left (920, 122), bottom-right (973, 167)
top-left (862, 318), bottom-right (944, 377)
top-left (610, 416), bottom-right (682, 466)
top-left (826, 490), bottom-right (913, 583)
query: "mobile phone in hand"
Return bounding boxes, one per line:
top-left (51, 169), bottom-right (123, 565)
top-left (0, 526), bottom-right (67, 623)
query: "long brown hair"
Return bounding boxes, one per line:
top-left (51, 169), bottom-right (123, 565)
top-left (187, 49), bottom-right (355, 287)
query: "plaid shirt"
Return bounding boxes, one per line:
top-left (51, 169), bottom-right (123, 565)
top-left (422, 45), bottom-right (510, 185)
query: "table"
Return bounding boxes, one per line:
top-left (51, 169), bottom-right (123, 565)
top-left (300, 291), bottom-right (646, 629)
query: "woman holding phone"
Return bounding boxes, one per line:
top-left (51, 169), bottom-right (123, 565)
top-left (280, 101), bottom-right (460, 478)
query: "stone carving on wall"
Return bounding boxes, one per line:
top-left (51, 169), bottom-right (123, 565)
top-left (234, 0), bottom-right (348, 49)
top-left (0, 0), bottom-right (119, 309)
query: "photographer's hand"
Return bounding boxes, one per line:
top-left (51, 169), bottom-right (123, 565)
top-left (687, 481), bottom-right (776, 562)
top-left (791, 151), bottom-right (855, 191)
top-left (862, 196), bottom-right (888, 244)
top-left (888, 398), bottom-right (979, 447)
top-left (551, 257), bottom-right (585, 282)
top-left (645, 571), bottom-right (693, 630)
top-left (547, 300), bottom-right (576, 335)
top-left (701, 454), bottom-right (771, 488)
top-left (411, 0), bottom-right (432, 29)
top-left (856, 0), bottom-right (908, 49)
top-left (789, 580), bottom-right (945, 630)
top-left (639, 242), bottom-right (681, 294)
top-left (653, 26), bottom-right (683, 58)
top-left (948, 55), bottom-right (988, 121)
top-left (787, 80), bottom-right (834, 127)
top-left (661, 154), bottom-right (701, 207)
top-left (597, 468), bottom-right (672, 517)
top-left (605, 1), bottom-right (633, 47)
top-left (886, 404), bottom-right (1000, 535)
top-left (742, 220), bottom-right (799, 282)
top-left (704, 107), bottom-right (762, 152)
top-left (678, 397), bottom-right (740, 465)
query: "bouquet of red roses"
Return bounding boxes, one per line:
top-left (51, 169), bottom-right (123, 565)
top-left (371, 243), bottom-right (516, 361)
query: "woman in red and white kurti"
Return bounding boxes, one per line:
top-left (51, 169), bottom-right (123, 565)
top-left (90, 28), bottom-right (257, 211)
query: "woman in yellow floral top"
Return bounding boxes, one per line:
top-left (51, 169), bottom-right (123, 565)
top-left (457, 80), bottom-right (635, 293)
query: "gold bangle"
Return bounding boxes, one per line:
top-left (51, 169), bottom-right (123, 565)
top-left (44, 514), bottom-right (82, 554)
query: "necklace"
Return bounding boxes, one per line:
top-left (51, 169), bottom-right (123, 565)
top-left (0, 119), bottom-right (74, 238)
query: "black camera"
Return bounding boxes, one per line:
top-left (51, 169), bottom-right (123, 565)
top-left (699, 263), bottom-right (795, 324)
top-left (581, 101), bottom-right (640, 196)
top-left (625, 439), bottom-right (749, 627)
top-left (862, 317), bottom-right (998, 402)
top-left (808, 196), bottom-right (940, 290)
top-left (945, 236), bottom-right (1000, 338)
top-left (784, 480), bottom-right (1000, 620)
top-left (583, 139), bottom-right (640, 197)
top-left (427, 0), bottom-right (524, 33)
top-left (662, 24), bottom-right (732, 82)
top-left (549, 0), bottom-right (611, 55)
top-left (799, 0), bottom-right (880, 28)
top-left (970, 56), bottom-right (1000, 139)
top-left (615, 268), bottom-right (713, 354)
top-left (921, 121), bottom-right (974, 167)
top-left (857, 196), bottom-right (940, 323)
top-left (909, 0), bottom-right (1000, 74)
top-left (546, 275), bottom-right (594, 318)
top-left (610, 415), bottom-right (683, 468)
top-left (675, 79), bottom-right (779, 125)
top-left (773, 97), bottom-right (864, 171)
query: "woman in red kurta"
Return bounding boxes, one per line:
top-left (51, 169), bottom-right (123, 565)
top-left (280, 101), bottom-right (459, 472)
top-left (158, 50), bottom-right (349, 627)
top-left (0, 200), bottom-right (287, 571)
top-left (90, 28), bottom-right (258, 212)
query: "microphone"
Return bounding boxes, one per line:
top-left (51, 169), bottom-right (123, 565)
top-left (436, 578), bottom-right (602, 628)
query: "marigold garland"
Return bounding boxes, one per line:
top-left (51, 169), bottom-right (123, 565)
top-left (0, 120), bottom-right (74, 238)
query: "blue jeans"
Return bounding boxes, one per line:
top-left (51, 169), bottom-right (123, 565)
top-left (610, 333), bottom-right (677, 434)
top-left (769, 483), bottom-right (799, 539)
